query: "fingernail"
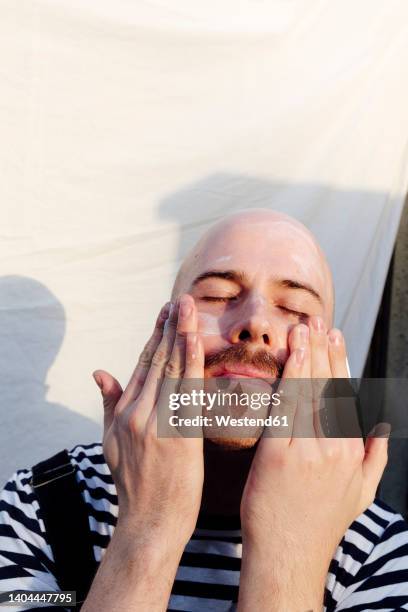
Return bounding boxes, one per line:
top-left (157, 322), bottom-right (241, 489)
top-left (180, 296), bottom-right (192, 319)
top-left (372, 422), bottom-right (391, 438)
top-left (92, 372), bottom-right (103, 390)
top-left (296, 347), bottom-right (305, 365)
top-left (311, 316), bottom-right (323, 333)
top-left (329, 329), bottom-right (342, 345)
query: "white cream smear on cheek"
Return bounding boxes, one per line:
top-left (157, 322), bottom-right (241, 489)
top-left (198, 312), bottom-right (222, 336)
top-left (195, 256), bottom-right (232, 335)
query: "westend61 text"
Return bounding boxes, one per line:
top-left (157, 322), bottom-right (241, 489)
top-left (168, 415), bottom-right (289, 427)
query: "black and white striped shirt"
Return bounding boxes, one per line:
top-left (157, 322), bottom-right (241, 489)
top-left (1, 442), bottom-right (408, 611)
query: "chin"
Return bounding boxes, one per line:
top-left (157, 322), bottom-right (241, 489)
top-left (204, 435), bottom-right (260, 451)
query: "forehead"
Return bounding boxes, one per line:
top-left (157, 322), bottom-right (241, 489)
top-left (189, 219), bottom-right (326, 291)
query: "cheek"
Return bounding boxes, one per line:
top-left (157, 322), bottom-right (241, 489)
top-left (201, 334), bottom-right (225, 378)
top-left (197, 312), bottom-right (222, 336)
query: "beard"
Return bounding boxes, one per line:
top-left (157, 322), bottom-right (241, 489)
top-left (203, 343), bottom-right (285, 450)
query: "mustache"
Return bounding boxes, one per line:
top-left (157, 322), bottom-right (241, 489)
top-left (204, 344), bottom-right (285, 378)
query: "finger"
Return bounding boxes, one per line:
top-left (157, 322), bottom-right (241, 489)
top-left (160, 332), bottom-right (205, 439)
top-left (328, 329), bottom-right (349, 378)
top-left (116, 302), bottom-right (172, 413)
top-left (126, 298), bottom-right (181, 426)
top-left (153, 295), bottom-right (200, 437)
top-left (139, 293), bottom-right (197, 427)
top-left (288, 322), bottom-right (309, 354)
top-left (93, 369), bottom-right (123, 431)
top-left (267, 329), bottom-right (311, 444)
top-left (274, 323), bottom-right (309, 444)
top-left (308, 316), bottom-right (331, 375)
top-left (325, 329), bottom-right (357, 440)
top-left (363, 423), bottom-right (391, 499)
top-left (155, 294), bottom-right (198, 412)
top-left (308, 316), bottom-right (332, 437)
top-left (289, 339), bottom-right (316, 441)
top-left (165, 294), bottom-right (198, 379)
top-left (180, 332), bottom-right (205, 435)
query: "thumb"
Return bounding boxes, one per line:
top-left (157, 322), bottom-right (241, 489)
top-left (92, 369), bottom-right (123, 430)
top-left (362, 422), bottom-right (390, 501)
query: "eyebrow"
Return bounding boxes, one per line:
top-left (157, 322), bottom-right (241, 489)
top-left (192, 270), bottom-right (246, 286)
top-left (278, 278), bottom-right (322, 304)
top-left (192, 269), bottom-right (322, 304)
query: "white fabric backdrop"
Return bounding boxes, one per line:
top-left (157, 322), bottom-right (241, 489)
top-left (1, 0), bottom-right (408, 484)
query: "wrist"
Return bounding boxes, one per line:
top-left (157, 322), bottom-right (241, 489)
top-left (238, 541), bottom-right (325, 612)
top-left (82, 519), bottom-right (183, 612)
top-left (113, 518), bottom-right (186, 566)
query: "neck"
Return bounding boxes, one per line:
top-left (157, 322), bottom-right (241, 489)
top-left (199, 439), bottom-right (256, 518)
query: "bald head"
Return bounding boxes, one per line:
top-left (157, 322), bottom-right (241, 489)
top-left (172, 208), bottom-right (334, 324)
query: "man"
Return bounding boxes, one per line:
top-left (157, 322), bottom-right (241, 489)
top-left (1, 208), bottom-right (408, 611)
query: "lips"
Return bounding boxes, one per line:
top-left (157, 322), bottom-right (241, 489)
top-left (210, 364), bottom-right (272, 379)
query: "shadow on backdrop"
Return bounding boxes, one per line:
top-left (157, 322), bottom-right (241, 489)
top-left (0, 275), bottom-right (100, 485)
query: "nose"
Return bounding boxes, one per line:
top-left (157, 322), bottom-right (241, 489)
top-left (229, 294), bottom-right (273, 347)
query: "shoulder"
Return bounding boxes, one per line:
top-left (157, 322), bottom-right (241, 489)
top-left (1, 466), bottom-right (46, 543)
top-left (0, 441), bottom-right (111, 545)
top-left (68, 441), bottom-right (111, 481)
top-left (67, 441), bottom-right (117, 510)
top-left (0, 441), bottom-right (118, 582)
top-left (0, 443), bottom-right (115, 546)
top-left (326, 497), bottom-right (408, 611)
top-left (67, 442), bottom-right (118, 560)
top-left (0, 465), bottom-right (57, 591)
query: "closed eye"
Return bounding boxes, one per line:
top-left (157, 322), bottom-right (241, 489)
top-left (278, 305), bottom-right (308, 318)
top-left (200, 296), bottom-right (238, 303)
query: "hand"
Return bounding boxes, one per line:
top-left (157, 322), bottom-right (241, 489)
top-left (238, 317), bottom-right (389, 611)
top-left (94, 294), bottom-right (205, 555)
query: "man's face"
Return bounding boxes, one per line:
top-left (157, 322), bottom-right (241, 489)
top-left (174, 212), bottom-right (334, 448)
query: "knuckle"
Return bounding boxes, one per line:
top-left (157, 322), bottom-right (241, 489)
top-left (298, 383), bottom-right (313, 402)
top-left (314, 331), bottom-right (328, 345)
top-left (165, 317), bottom-right (178, 333)
top-left (165, 359), bottom-right (183, 377)
top-left (324, 444), bottom-right (341, 461)
top-left (302, 451), bottom-right (322, 469)
top-left (136, 391), bottom-right (152, 408)
top-left (178, 381), bottom-right (189, 396)
top-left (144, 422), bottom-right (157, 444)
top-left (138, 345), bottom-right (153, 367)
top-left (151, 347), bottom-right (168, 367)
top-left (126, 409), bottom-right (138, 430)
top-left (113, 402), bottom-right (123, 419)
top-left (350, 441), bottom-right (365, 463)
top-left (270, 448), bottom-right (288, 468)
top-left (174, 331), bottom-right (186, 347)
